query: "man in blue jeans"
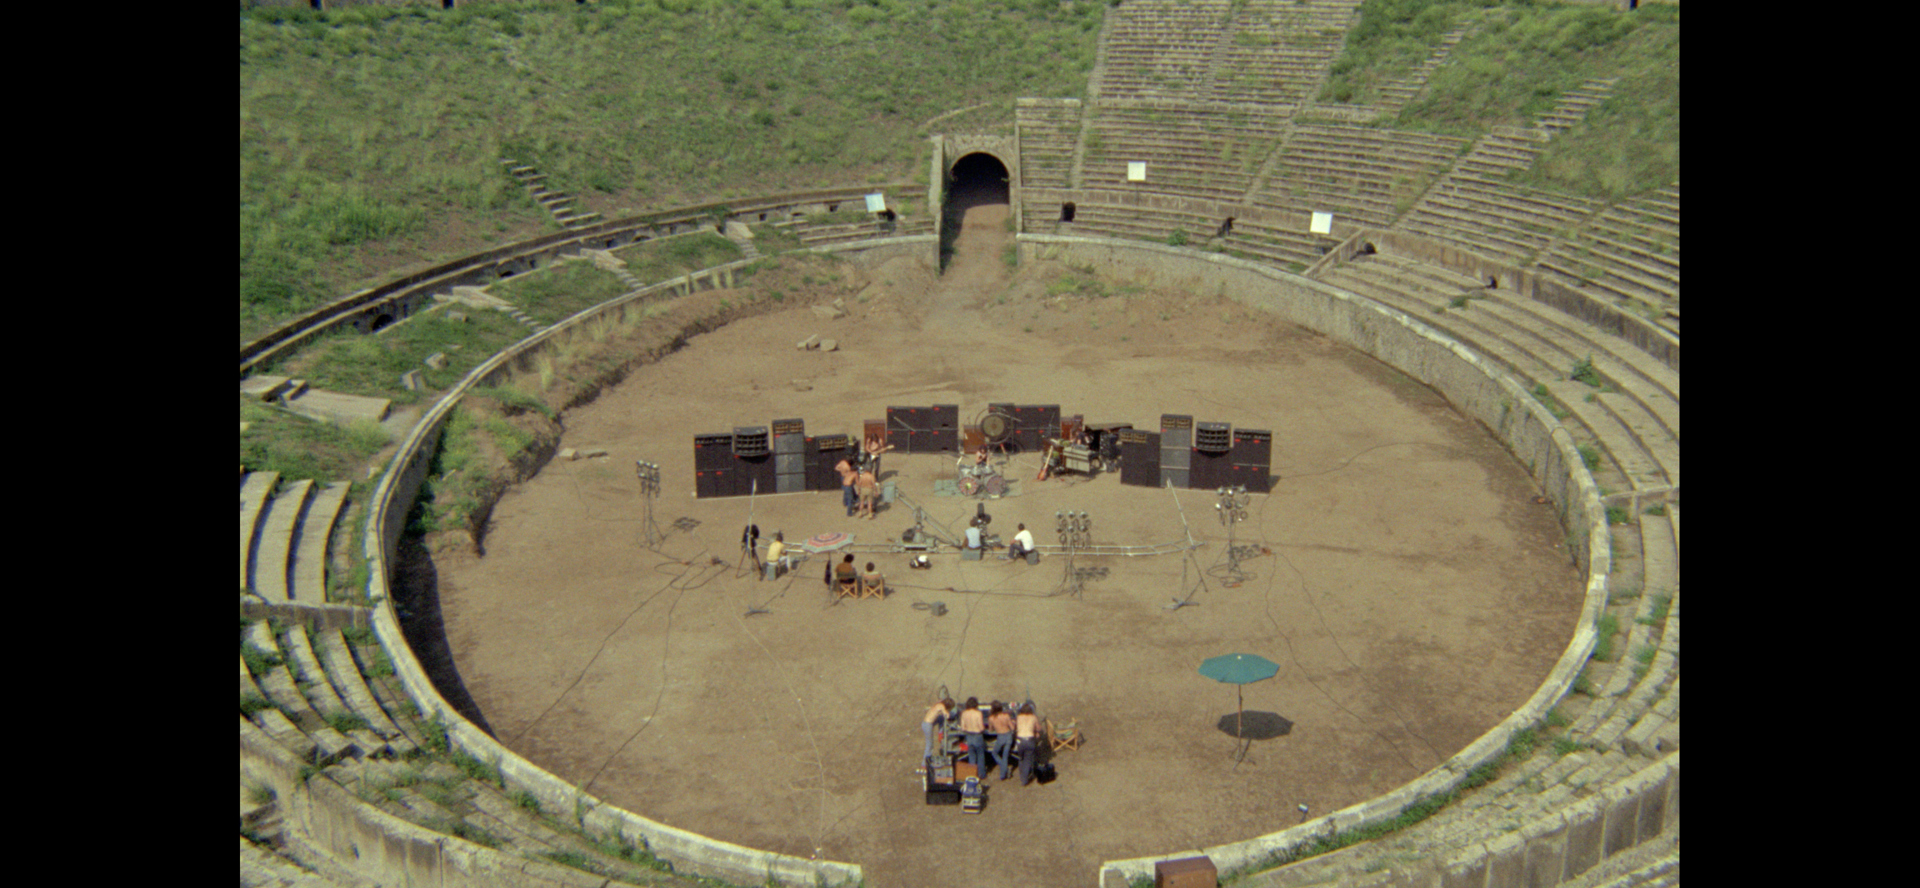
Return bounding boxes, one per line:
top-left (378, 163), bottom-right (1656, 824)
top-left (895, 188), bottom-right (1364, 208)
top-left (987, 702), bottom-right (1016, 780)
top-left (835, 457), bottom-right (857, 517)
top-left (957, 697), bottom-right (986, 778)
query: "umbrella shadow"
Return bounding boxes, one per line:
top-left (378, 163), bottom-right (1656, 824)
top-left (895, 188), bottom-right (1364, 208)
top-left (1215, 710), bottom-right (1292, 741)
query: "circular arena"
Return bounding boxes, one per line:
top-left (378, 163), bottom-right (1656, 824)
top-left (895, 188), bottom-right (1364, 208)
top-left (241, 4), bottom-right (1677, 887)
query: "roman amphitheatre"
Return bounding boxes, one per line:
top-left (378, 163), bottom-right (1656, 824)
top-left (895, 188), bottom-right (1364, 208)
top-left (239, 3), bottom-right (1678, 887)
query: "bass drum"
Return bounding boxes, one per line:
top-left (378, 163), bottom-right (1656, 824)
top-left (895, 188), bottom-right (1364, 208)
top-left (983, 474), bottom-right (1008, 498)
top-left (958, 476), bottom-right (983, 497)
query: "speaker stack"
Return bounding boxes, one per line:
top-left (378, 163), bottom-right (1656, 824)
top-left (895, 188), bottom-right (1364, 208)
top-left (693, 433), bottom-right (734, 498)
top-left (1119, 428), bottom-right (1161, 487)
top-left (732, 426), bottom-right (774, 496)
top-left (924, 404), bottom-right (960, 453)
top-left (1010, 404), bottom-right (1061, 452)
top-left (1191, 421), bottom-right (1233, 489)
top-left (772, 418), bottom-right (806, 494)
top-left (808, 434), bottom-right (850, 492)
top-left (885, 407), bottom-right (919, 452)
top-left (1159, 414), bottom-right (1192, 490)
top-left (1230, 428), bottom-right (1273, 493)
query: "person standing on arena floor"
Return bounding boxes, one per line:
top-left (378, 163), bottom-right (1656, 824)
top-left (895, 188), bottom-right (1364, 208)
top-left (835, 455), bottom-right (858, 517)
top-left (958, 696), bottom-right (986, 778)
top-left (922, 696), bottom-right (953, 761)
top-left (854, 469), bottom-right (879, 520)
top-left (1015, 702), bottom-right (1041, 786)
top-left (987, 701), bottom-right (1016, 781)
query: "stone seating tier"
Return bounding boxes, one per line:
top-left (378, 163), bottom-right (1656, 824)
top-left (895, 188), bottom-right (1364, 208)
top-left (251, 479), bottom-right (314, 603)
top-left (240, 471), bottom-right (279, 593)
top-left (1320, 257), bottom-right (1677, 486)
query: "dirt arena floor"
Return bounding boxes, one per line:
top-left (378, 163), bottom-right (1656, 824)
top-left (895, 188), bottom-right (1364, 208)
top-left (426, 196), bottom-right (1584, 887)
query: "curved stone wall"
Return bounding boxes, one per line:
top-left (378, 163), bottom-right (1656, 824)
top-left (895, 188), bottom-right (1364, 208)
top-left (331, 224), bottom-right (1614, 886)
top-left (358, 235), bottom-right (933, 887)
top-left (1005, 235), bottom-right (1613, 884)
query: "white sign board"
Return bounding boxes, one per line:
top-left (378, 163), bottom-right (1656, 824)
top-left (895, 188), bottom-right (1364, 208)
top-left (865, 192), bottom-right (888, 213)
top-left (1309, 212), bottom-right (1333, 235)
top-left (1127, 162), bottom-right (1147, 182)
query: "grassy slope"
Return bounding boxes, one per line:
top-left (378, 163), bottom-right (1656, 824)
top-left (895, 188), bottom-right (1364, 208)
top-left (240, 0), bottom-right (1103, 341)
top-left (1318, 0), bottom-right (1678, 199)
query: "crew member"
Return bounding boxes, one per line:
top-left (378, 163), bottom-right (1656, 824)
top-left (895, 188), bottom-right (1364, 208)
top-left (1006, 523), bottom-right (1035, 561)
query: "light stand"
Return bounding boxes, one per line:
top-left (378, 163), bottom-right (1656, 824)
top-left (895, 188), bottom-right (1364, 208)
top-left (634, 460), bottom-right (665, 548)
top-left (1056, 509), bottom-right (1092, 597)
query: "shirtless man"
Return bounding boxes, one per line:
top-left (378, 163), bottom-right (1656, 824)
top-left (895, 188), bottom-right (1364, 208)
top-left (862, 433), bottom-right (895, 480)
top-left (835, 456), bottom-right (858, 517)
top-left (1015, 703), bottom-right (1041, 786)
top-left (854, 470), bottom-right (879, 520)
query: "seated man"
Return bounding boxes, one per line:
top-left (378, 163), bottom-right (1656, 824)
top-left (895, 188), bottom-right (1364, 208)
top-left (1005, 523), bottom-right (1035, 561)
top-left (861, 561), bottom-right (886, 598)
top-left (834, 553), bottom-right (860, 593)
top-left (765, 532), bottom-right (793, 579)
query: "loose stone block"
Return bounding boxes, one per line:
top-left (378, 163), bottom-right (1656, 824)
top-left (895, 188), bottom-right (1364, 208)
top-left (812, 304), bottom-right (847, 320)
top-left (797, 334), bottom-right (819, 350)
top-left (819, 338), bottom-right (838, 352)
top-left (401, 370), bottom-right (424, 391)
top-left (424, 352), bottom-right (448, 370)
top-left (447, 309), bottom-right (468, 323)
top-left (558, 448), bottom-right (578, 462)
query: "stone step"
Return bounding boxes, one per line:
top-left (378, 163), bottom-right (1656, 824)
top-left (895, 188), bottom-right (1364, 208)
top-left (252, 479), bottom-right (314, 602)
top-left (283, 389), bottom-right (391, 425)
top-left (315, 627), bottom-right (418, 757)
top-left (240, 375), bottom-right (292, 401)
top-left (282, 625), bottom-right (391, 758)
top-left (239, 471), bottom-right (279, 593)
top-left (289, 482), bottom-right (350, 606)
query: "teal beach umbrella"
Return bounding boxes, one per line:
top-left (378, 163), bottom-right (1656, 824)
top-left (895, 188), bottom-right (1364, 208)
top-left (1199, 653), bottom-right (1280, 747)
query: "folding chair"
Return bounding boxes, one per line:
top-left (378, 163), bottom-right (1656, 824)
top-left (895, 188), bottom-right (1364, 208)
top-left (835, 574), bottom-right (860, 600)
top-left (861, 573), bottom-right (886, 599)
top-left (1047, 718), bottom-right (1081, 752)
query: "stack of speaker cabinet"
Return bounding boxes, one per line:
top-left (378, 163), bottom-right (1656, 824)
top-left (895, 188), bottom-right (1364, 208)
top-left (882, 405), bottom-right (962, 453)
top-left (1191, 420), bottom-right (1233, 489)
top-left (808, 433), bottom-right (850, 492)
top-left (924, 404), bottom-right (959, 452)
top-left (1230, 429), bottom-right (1272, 493)
top-left (1159, 414), bottom-right (1192, 489)
top-left (693, 432), bottom-right (734, 498)
top-left (772, 418), bottom-right (806, 494)
top-left (1118, 428), bottom-right (1161, 487)
top-left (1009, 404), bottom-right (1062, 451)
top-left (732, 426), bottom-right (773, 496)
top-left (885, 406), bottom-right (920, 452)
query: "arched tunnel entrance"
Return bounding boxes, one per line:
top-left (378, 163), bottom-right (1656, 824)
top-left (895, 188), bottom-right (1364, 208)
top-left (940, 152), bottom-right (1010, 273)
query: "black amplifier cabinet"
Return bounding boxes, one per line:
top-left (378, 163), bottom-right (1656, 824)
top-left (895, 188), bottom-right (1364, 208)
top-left (809, 434), bottom-right (851, 491)
top-left (1119, 429), bottom-right (1161, 487)
top-left (916, 429), bottom-right (959, 453)
top-left (1227, 463), bottom-right (1272, 494)
top-left (1231, 429), bottom-right (1273, 467)
top-left (737, 454), bottom-right (775, 497)
top-left (930, 404), bottom-right (959, 430)
top-left (1231, 428), bottom-right (1273, 493)
top-left (693, 433), bottom-right (734, 470)
top-left (1190, 448), bottom-right (1232, 490)
top-left (695, 468), bottom-right (733, 499)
